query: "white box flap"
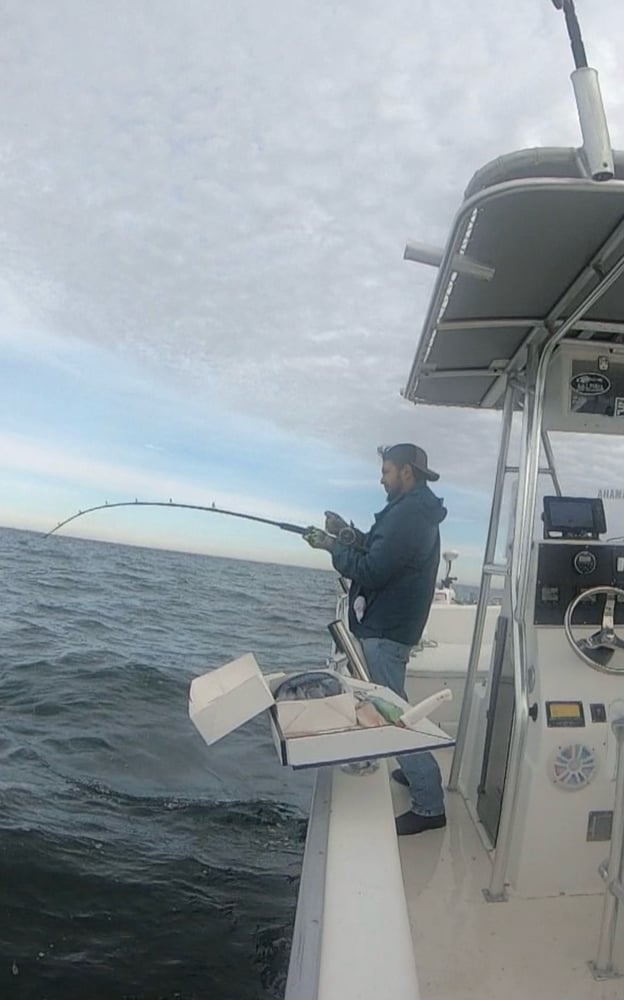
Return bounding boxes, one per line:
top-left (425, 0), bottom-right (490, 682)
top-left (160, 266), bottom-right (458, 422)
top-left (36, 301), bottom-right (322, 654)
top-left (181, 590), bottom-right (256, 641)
top-left (275, 691), bottom-right (356, 736)
top-left (189, 652), bottom-right (275, 746)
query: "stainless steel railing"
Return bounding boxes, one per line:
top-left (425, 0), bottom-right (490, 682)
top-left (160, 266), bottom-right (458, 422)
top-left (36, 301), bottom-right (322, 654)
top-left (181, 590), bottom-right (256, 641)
top-left (327, 619), bottom-right (370, 682)
top-left (591, 718), bottom-right (624, 979)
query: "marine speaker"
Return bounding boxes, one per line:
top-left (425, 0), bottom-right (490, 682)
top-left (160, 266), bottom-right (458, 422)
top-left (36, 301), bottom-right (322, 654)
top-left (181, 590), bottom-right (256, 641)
top-left (548, 744), bottom-right (598, 790)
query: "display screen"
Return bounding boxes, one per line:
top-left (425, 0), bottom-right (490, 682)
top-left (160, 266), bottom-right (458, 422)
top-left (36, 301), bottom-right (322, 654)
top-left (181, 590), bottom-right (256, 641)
top-left (547, 498), bottom-right (594, 529)
top-left (550, 703), bottom-right (582, 719)
top-left (546, 701), bottom-right (585, 727)
top-left (543, 496), bottom-right (605, 536)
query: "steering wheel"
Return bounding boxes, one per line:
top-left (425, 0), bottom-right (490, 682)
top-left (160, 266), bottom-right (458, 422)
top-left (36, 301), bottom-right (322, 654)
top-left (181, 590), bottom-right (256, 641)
top-left (564, 586), bottom-right (624, 673)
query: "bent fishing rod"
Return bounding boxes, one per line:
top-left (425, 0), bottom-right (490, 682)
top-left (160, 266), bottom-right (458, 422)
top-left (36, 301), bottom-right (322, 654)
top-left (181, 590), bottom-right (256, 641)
top-left (43, 499), bottom-right (359, 545)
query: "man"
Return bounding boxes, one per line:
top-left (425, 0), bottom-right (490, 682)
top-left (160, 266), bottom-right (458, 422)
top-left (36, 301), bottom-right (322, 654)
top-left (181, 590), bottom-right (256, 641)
top-left (304, 443), bottom-right (448, 836)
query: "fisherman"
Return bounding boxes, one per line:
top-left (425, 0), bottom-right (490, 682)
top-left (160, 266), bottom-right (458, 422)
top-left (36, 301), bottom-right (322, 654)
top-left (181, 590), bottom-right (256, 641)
top-left (303, 443), bottom-right (448, 836)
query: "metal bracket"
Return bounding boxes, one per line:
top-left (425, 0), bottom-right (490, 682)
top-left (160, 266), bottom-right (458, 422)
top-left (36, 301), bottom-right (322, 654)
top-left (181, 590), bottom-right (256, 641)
top-left (588, 960), bottom-right (623, 982)
top-left (482, 888), bottom-right (508, 903)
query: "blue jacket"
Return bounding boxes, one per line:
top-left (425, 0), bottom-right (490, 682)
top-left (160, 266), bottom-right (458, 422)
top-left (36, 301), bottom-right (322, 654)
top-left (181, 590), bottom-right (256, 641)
top-left (331, 485), bottom-right (447, 646)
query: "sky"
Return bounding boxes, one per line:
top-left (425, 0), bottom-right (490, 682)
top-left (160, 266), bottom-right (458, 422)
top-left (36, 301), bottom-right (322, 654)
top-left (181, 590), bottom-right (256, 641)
top-left (2, 0), bottom-right (624, 583)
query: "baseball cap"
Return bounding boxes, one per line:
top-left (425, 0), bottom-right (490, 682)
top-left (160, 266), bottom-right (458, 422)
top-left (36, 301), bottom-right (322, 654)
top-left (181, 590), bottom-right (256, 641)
top-left (377, 443), bottom-right (440, 482)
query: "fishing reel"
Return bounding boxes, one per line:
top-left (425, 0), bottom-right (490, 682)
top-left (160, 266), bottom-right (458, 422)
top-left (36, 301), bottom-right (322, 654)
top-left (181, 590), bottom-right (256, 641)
top-left (324, 510), bottom-right (359, 547)
top-left (336, 525), bottom-right (358, 547)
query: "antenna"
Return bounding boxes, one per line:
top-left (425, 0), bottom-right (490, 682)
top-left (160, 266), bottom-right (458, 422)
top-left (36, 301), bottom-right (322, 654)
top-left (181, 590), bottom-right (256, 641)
top-left (441, 549), bottom-right (459, 590)
top-left (551, 0), bottom-right (614, 180)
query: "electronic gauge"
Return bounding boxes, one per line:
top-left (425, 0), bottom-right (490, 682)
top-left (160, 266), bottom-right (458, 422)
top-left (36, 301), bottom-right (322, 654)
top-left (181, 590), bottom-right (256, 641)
top-left (573, 550), bottom-right (597, 575)
top-left (546, 701), bottom-right (585, 728)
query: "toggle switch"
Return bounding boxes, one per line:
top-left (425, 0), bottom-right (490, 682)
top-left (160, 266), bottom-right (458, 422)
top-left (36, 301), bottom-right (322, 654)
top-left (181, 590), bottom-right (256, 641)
top-left (590, 703), bottom-right (607, 723)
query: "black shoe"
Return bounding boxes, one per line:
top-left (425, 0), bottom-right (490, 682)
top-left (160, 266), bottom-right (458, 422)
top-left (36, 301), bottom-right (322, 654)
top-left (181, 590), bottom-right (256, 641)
top-left (391, 768), bottom-right (409, 787)
top-left (395, 810), bottom-right (447, 836)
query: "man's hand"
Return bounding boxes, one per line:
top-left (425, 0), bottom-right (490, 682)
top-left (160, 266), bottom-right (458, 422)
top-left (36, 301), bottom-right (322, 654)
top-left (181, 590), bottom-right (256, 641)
top-left (303, 527), bottom-right (335, 551)
top-left (324, 510), bottom-right (348, 535)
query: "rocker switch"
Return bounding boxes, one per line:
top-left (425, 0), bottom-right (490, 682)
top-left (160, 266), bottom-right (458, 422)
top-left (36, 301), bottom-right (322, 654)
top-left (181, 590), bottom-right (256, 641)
top-left (590, 703), bottom-right (607, 723)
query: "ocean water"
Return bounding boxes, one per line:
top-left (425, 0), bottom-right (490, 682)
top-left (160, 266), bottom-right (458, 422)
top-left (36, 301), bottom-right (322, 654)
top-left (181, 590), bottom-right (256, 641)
top-left (0, 526), bottom-right (338, 1000)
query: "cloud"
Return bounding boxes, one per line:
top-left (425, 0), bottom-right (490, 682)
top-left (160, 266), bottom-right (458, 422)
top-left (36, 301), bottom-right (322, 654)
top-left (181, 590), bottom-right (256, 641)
top-left (2, 0), bottom-right (623, 577)
top-left (0, 429), bottom-right (324, 525)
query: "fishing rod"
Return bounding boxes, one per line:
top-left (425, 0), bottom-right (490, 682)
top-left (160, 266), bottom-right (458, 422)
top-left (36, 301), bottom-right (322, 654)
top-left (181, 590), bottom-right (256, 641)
top-left (550, 0), bottom-right (587, 70)
top-left (43, 499), bottom-right (359, 544)
top-left (44, 500), bottom-right (310, 539)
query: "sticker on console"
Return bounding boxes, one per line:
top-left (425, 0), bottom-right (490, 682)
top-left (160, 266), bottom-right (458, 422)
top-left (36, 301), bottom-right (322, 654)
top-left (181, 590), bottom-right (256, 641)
top-left (570, 372), bottom-right (611, 396)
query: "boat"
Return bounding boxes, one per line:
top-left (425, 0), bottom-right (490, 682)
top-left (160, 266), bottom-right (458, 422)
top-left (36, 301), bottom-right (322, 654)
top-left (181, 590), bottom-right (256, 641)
top-left (281, 3), bottom-right (624, 997)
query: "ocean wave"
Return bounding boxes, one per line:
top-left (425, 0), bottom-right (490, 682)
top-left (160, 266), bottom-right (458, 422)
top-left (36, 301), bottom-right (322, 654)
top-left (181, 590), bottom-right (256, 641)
top-left (0, 526), bottom-right (337, 999)
top-left (0, 825), bottom-right (297, 1000)
top-left (50, 773), bottom-right (305, 826)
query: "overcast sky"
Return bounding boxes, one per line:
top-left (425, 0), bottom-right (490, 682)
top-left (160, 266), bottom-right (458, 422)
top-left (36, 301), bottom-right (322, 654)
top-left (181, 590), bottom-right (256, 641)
top-left (2, 0), bottom-right (624, 582)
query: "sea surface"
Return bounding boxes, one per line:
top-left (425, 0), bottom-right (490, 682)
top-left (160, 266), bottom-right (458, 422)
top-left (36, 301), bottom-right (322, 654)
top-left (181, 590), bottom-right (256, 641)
top-left (0, 526), bottom-right (338, 1000)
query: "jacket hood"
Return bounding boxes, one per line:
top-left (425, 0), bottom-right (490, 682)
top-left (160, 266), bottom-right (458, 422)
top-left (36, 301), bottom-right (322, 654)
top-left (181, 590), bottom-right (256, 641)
top-left (407, 484), bottom-right (447, 525)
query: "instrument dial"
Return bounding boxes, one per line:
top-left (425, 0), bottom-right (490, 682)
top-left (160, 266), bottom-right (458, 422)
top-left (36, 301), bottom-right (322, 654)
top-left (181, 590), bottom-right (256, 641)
top-left (573, 550), bottom-right (597, 575)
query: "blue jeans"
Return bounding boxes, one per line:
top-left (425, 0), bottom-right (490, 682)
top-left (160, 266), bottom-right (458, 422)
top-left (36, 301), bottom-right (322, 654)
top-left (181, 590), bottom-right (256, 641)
top-left (359, 636), bottom-right (445, 818)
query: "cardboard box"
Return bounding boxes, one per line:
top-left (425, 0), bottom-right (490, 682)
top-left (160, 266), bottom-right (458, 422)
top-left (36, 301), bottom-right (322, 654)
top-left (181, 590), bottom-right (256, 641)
top-left (188, 652), bottom-right (275, 746)
top-left (189, 653), bottom-right (454, 770)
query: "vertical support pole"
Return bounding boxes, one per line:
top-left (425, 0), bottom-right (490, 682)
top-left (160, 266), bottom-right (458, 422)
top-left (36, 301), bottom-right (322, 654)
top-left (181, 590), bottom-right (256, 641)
top-left (485, 348), bottom-right (538, 900)
top-left (540, 429), bottom-right (562, 496)
top-left (448, 383), bottom-right (516, 790)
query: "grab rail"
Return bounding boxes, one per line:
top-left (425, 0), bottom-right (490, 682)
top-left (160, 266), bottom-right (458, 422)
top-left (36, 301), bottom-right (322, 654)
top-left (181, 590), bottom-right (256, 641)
top-left (591, 718), bottom-right (624, 979)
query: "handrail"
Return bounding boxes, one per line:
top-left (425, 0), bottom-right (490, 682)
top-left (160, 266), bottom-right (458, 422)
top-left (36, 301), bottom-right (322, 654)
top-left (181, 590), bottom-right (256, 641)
top-left (591, 718), bottom-right (624, 979)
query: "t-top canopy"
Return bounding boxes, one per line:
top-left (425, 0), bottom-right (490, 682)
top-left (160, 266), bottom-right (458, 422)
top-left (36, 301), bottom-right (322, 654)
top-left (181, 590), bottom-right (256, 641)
top-left (403, 148), bottom-right (624, 410)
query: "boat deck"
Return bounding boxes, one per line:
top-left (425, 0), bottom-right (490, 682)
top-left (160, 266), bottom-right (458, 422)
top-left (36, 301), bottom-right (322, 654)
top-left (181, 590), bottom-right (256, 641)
top-left (393, 750), bottom-right (624, 1000)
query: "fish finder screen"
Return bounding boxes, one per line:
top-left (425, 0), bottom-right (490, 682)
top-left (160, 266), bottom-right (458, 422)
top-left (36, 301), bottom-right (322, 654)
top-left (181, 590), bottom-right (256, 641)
top-left (543, 496), bottom-right (605, 537)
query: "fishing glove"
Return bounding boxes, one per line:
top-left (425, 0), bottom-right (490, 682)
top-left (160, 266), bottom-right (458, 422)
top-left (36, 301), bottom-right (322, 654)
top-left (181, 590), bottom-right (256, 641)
top-left (324, 510), bottom-right (348, 535)
top-left (302, 527), bottom-right (335, 551)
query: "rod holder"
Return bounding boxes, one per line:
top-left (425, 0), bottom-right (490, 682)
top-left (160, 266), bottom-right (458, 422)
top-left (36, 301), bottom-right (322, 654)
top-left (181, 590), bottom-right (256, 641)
top-left (403, 241), bottom-right (495, 281)
top-left (327, 620), bottom-right (370, 682)
top-left (572, 68), bottom-right (615, 181)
